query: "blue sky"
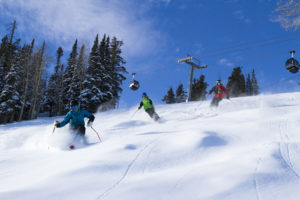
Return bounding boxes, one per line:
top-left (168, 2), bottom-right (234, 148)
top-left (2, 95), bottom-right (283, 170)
top-left (0, 0), bottom-right (299, 108)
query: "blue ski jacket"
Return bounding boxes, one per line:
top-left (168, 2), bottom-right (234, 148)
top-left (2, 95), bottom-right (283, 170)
top-left (58, 109), bottom-right (94, 128)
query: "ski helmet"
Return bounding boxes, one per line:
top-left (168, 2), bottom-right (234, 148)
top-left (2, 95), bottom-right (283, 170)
top-left (70, 100), bottom-right (79, 107)
top-left (142, 92), bottom-right (147, 97)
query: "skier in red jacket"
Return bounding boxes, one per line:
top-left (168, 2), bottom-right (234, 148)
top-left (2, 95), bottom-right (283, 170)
top-left (209, 80), bottom-right (230, 107)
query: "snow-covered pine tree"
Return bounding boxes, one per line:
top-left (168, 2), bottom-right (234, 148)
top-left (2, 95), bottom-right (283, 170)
top-left (162, 87), bottom-right (176, 104)
top-left (252, 69), bottom-right (259, 95)
top-left (45, 47), bottom-right (64, 117)
top-left (0, 35), bottom-right (20, 94)
top-left (175, 83), bottom-right (187, 103)
top-left (246, 73), bottom-right (253, 96)
top-left (98, 35), bottom-right (113, 110)
top-left (80, 34), bottom-right (104, 113)
top-left (62, 39), bottom-right (78, 113)
top-left (0, 36), bottom-right (9, 93)
top-left (0, 46), bottom-right (22, 123)
top-left (109, 36), bottom-right (127, 108)
top-left (68, 44), bottom-right (86, 105)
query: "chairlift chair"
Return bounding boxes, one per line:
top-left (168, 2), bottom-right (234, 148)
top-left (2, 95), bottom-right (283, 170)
top-left (285, 51), bottom-right (300, 74)
top-left (129, 73), bottom-right (140, 91)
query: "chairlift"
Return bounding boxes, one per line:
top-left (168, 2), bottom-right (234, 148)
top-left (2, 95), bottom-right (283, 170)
top-left (285, 50), bottom-right (300, 74)
top-left (129, 73), bottom-right (140, 91)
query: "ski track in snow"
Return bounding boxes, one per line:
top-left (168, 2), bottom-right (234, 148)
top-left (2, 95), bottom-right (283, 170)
top-left (95, 140), bottom-right (156, 200)
top-left (278, 120), bottom-right (300, 178)
top-left (254, 117), bottom-right (300, 200)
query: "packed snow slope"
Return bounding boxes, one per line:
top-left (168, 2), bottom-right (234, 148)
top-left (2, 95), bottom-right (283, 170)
top-left (1, 92), bottom-right (300, 200)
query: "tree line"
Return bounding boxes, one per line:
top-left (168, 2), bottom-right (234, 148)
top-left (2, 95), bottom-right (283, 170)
top-left (162, 66), bottom-right (259, 104)
top-left (0, 21), bottom-right (127, 124)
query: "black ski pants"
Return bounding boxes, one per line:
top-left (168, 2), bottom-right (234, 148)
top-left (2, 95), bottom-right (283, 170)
top-left (210, 97), bottom-right (222, 107)
top-left (145, 108), bottom-right (159, 120)
top-left (70, 125), bottom-right (86, 136)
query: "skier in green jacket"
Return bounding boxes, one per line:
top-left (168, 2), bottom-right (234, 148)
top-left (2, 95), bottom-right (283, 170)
top-left (138, 92), bottom-right (160, 121)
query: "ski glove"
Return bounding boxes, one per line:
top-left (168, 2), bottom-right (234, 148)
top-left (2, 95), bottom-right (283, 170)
top-left (54, 121), bottom-right (60, 128)
top-left (87, 116), bottom-right (95, 127)
top-left (87, 120), bottom-right (93, 127)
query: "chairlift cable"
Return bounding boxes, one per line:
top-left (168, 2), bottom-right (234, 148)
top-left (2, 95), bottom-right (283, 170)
top-left (197, 35), bottom-right (300, 57)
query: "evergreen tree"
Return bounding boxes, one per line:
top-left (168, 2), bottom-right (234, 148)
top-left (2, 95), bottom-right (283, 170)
top-left (80, 34), bottom-right (103, 113)
top-left (45, 47), bottom-right (64, 117)
top-left (175, 83), bottom-right (187, 103)
top-left (252, 69), bottom-right (259, 95)
top-left (98, 35), bottom-right (113, 107)
top-left (0, 35), bottom-right (20, 93)
top-left (0, 47), bottom-right (22, 123)
top-left (246, 73), bottom-right (253, 96)
top-left (68, 44), bottom-right (86, 104)
top-left (62, 39), bottom-right (78, 113)
top-left (162, 87), bottom-right (176, 104)
top-left (0, 36), bottom-right (9, 92)
top-left (191, 74), bottom-right (208, 101)
top-left (240, 73), bottom-right (246, 96)
top-left (226, 67), bottom-right (245, 97)
top-left (109, 36), bottom-right (127, 108)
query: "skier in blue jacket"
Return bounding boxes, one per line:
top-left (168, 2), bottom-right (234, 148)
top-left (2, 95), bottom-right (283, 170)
top-left (54, 100), bottom-right (95, 136)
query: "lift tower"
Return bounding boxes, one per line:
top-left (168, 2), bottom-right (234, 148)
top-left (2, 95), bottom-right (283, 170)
top-left (178, 54), bottom-right (208, 102)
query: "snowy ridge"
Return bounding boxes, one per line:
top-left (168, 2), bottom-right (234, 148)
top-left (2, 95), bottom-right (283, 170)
top-left (1, 92), bottom-right (300, 200)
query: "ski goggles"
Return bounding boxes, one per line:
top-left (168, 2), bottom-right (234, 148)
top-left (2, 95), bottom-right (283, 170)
top-left (71, 106), bottom-right (79, 111)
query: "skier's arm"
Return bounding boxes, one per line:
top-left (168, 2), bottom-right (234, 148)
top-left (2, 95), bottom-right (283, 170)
top-left (149, 99), bottom-right (155, 108)
top-left (209, 86), bottom-right (215, 94)
top-left (57, 112), bottom-right (72, 128)
top-left (83, 110), bottom-right (95, 126)
top-left (138, 101), bottom-right (143, 109)
top-left (221, 85), bottom-right (230, 98)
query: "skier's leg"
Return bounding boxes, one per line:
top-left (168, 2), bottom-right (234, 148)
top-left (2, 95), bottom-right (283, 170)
top-left (153, 110), bottom-right (160, 121)
top-left (72, 126), bottom-right (87, 145)
top-left (216, 98), bottom-right (222, 107)
top-left (78, 126), bottom-right (86, 136)
top-left (78, 126), bottom-right (88, 144)
top-left (145, 108), bottom-right (154, 118)
top-left (210, 98), bottom-right (218, 107)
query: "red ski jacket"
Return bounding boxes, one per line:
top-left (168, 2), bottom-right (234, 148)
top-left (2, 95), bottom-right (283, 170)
top-left (209, 85), bottom-right (229, 99)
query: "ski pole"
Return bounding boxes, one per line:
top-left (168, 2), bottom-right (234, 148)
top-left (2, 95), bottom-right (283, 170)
top-left (52, 126), bottom-right (56, 135)
top-left (131, 109), bottom-right (139, 119)
top-left (91, 126), bottom-right (102, 142)
top-left (49, 126), bottom-right (56, 150)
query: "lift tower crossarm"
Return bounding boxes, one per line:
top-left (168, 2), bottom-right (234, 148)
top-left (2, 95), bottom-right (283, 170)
top-left (178, 54), bottom-right (208, 102)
